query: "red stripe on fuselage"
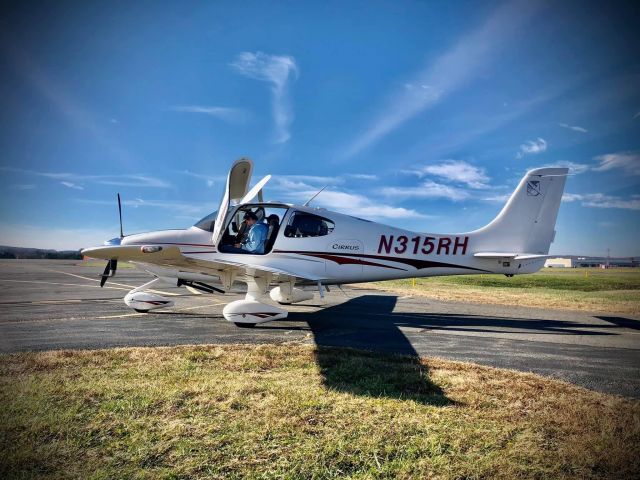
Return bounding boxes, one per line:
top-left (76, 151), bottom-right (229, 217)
top-left (273, 250), bottom-right (488, 272)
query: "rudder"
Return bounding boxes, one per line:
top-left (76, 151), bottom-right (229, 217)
top-left (470, 167), bottom-right (568, 255)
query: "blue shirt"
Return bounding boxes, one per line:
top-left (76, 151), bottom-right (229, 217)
top-left (242, 222), bottom-right (268, 254)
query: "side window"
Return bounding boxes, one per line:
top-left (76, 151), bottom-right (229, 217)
top-left (284, 212), bottom-right (335, 238)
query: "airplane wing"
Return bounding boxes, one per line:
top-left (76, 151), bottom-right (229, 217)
top-left (473, 252), bottom-right (550, 260)
top-left (81, 245), bottom-right (323, 284)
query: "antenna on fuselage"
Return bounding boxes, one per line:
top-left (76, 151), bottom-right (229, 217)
top-left (303, 186), bottom-right (327, 206)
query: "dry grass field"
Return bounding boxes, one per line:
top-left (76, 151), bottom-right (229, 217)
top-left (1, 344), bottom-right (639, 479)
top-left (362, 268), bottom-right (640, 315)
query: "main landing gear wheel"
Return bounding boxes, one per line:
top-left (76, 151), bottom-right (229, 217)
top-left (134, 309), bottom-right (150, 313)
top-left (234, 322), bottom-right (256, 328)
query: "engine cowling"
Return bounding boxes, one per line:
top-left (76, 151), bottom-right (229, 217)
top-left (124, 291), bottom-right (174, 312)
top-left (269, 286), bottom-right (314, 304)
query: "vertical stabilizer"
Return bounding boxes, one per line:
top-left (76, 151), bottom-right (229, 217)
top-left (470, 167), bottom-right (568, 255)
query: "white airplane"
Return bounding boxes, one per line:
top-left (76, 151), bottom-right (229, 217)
top-left (82, 158), bottom-right (568, 327)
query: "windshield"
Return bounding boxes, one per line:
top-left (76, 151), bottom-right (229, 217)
top-left (193, 211), bottom-right (218, 232)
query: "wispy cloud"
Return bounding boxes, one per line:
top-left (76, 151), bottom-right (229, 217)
top-left (539, 161), bottom-right (590, 174)
top-left (269, 175), bottom-right (344, 194)
top-left (78, 198), bottom-right (209, 216)
top-left (562, 193), bottom-right (640, 210)
top-left (381, 180), bottom-right (471, 201)
top-left (284, 189), bottom-right (427, 220)
top-left (342, 1), bottom-right (541, 159)
top-left (516, 137), bottom-right (547, 159)
top-left (593, 152), bottom-right (640, 175)
top-left (11, 184), bottom-right (36, 190)
top-left (412, 160), bottom-right (489, 188)
top-left (170, 105), bottom-right (250, 124)
top-left (231, 51), bottom-right (298, 143)
top-left (60, 181), bottom-right (84, 190)
top-left (180, 170), bottom-right (226, 188)
top-left (270, 175), bottom-right (426, 219)
top-left (1, 167), bottom-right (171, 188)
top-left (345, 173), bottom-right (378, 180)
top-left (633, 111), bottom-right (640, 119)
top-left (559, 122), bottom-right (587, 133)
top-left (483, 193), bottom-right (510, 203)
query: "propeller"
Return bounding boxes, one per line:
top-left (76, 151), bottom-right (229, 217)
top-left (100, 259), bottom-right (118, 287)
top-left (99, 193), bottom-right (124, 287)
top-left (117, 193), bottom-right (124, 239)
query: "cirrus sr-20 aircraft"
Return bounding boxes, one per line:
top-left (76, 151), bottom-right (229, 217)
top-left (82, 158), bottom-right (568, 327)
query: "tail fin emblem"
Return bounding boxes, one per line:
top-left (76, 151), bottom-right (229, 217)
top-left (527, 180), bottom-right (541, 196)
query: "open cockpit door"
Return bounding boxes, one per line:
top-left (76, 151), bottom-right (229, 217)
top-left (212, 158), bottom-right (253, 246)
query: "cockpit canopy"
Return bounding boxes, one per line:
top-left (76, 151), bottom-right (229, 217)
top-left (193, 211), bottom-right (218, 232)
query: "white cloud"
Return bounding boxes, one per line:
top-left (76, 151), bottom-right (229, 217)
top-left (561, 193), bottom-right (584, 202)
top-left (60, 181), bottom-right (84, 190)
top-left (562, 193), bottom-right (640, 210)
top-left (381, 180), bottom-right (470, 201)
top-left (345, 173), bottom-right (378, 180)
top-left (281, 188), bottom-right (427, 220)
top-left (231, 51), bottom-right (298, 143)
top-left (482, 193), bottom-right (510, 203)
top-left (1, 167), bottom-right (171, 188)
top-left (180, 170), bottom-right (226, 188)
top-left (170, 105), bottom-right (249, 124)
top-left (342, 1), bottom-right (541, 158)
top-left (78, 198), bottom-right (209, 216)
top-left (11, 184), bottom-right (36, 190)
top-left (559, 122), bottom-right (587, 133)
top-left (415, 160), bottom-right (489, 188)
top-left (593, 152), bottom-right (640, 175)
top-left (540, 161), bottom-right (590, 174)
top-left (516, 137), bottom-right (547, 158)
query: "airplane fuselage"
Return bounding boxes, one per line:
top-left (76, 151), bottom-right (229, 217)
top-left (118, 203), bottom-right (545, 288)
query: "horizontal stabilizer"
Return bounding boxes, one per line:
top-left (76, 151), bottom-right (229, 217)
top-left (474, 252), bottom-right (550, 260)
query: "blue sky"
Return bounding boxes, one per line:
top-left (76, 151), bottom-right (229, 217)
top-left (0, 0), bottom-right (638, 255)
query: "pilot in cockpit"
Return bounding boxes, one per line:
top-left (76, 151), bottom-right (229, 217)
top-left (220, 211), bottom-right (268, 254)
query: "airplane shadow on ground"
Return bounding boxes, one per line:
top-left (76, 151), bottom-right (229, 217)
top-left (258, 294), bottom-right (630, 405)
top-left (282, 295), bottom-right (451, 406)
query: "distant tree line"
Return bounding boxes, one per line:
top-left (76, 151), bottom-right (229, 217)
top-left (0, 246), bottom-right (83, 260)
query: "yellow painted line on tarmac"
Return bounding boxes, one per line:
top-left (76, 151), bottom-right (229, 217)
top-left (0, 279), bottom-right (131, 292)
top-left (95, 301), bottom-right (225, 319)
top-left (46, 269), bottom-right (137, 288)
top-left (96, 312), bottom-right (149, 319)
top-left (46, 269), bottom-right (181, 296)
top-left (182, 302), bottom-right (225, 310)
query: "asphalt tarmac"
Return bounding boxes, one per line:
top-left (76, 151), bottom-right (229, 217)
top-left (1, 259), bottom-right (639, 398)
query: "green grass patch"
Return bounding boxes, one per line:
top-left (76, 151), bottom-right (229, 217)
top-left (427, 268), bottom-right (640, 292)
top-left (368, 268), bottom-right (640, 314)
top-left (1, 345), bottom-right (639, 479)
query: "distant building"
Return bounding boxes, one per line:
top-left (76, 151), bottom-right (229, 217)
top-left (544, 256), bottom-right (639, 268)
top-left (545, 257), bottom-right (573, 268)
